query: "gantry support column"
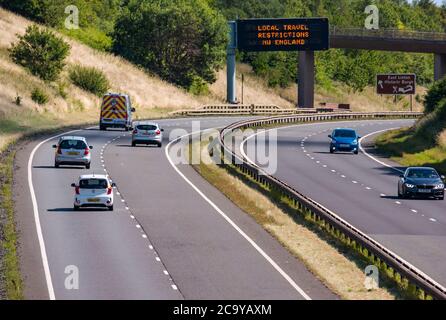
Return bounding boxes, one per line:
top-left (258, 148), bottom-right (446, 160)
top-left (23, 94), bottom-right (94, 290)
top-left (227, 21), bottom-right (237, 104)
top-left (434, 53), bottom-right (446, 81)
top-left (298, 51), bottom-right (315, 108)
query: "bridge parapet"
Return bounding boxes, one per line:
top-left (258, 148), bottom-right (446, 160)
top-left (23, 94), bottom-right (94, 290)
top-left (331, 27), bottom-right (446, 42)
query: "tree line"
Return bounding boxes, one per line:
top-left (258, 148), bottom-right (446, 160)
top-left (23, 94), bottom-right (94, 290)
top-left (1, 0), bottom-right (445, 93)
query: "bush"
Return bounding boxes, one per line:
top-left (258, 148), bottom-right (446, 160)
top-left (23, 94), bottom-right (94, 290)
top-left (69, 65), bottom-right (109, 96)
top-left (31, 88), bottom-right (49, 105)
top-left (9, 25), bottom-right (70, 81)
top-left (188, 75), bottom-right (209, 96)
top-left (62, 27), bottom-right (113, 52)
top-left (424, 77), bottom-right (446, 113)
top-left (112, 0), bottom-right (228, 90)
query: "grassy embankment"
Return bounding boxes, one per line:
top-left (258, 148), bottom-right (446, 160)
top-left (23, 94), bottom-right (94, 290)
top-left (376, 101), bottom-right (446, 174)
top-left (189, 135), bottom-right (401, 300)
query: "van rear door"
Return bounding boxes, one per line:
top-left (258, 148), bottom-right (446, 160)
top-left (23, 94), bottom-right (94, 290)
top-left (101, 94), bottom-right (128, 124)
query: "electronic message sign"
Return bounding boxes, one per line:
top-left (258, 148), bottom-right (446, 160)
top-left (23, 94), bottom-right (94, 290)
top-left (236, 18), bottom-right (329, 52)
top-left (376, 74), bottom-right (416, 95)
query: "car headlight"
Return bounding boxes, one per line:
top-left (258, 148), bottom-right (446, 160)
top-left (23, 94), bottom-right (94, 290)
top-left (351, 140), bottom-right (358, 145)
top-left (434, 184), bottom-right (444, 189)
top-left (405, 183), bottom-right (415, 188)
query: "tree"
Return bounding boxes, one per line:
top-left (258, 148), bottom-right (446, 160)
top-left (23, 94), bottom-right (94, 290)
top-left (424, 77), bottom-right (446, 113)
top-left (112, 0), bottom-right (228, 90)
top-left (9, 25), bottom-right (70, 81)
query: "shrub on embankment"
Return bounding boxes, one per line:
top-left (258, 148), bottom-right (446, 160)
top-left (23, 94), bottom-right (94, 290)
top-left (376, 77), bottom-right (446, 173)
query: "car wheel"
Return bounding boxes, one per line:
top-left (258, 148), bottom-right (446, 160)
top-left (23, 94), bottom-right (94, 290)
top-left (158, 142), bottom-right (162, 148)
top-left (73, 205), bottom-right (80, 211)
top-left (108, 205), bottom-right (114, 211)
top-left (100, 125), bottom-right (106, 131)
top-left (55, 163), bottom-right (59, 168)
top-left (354, 150), bottom-right (359, 155)
top-left (329, 148), bottom-right (334, 154)
top-left (132, 142), bottom-right (136, 147)
top-left (438, 196), bottom-right (444, 200)
top-left (86, 163), bottom-right (90, 169)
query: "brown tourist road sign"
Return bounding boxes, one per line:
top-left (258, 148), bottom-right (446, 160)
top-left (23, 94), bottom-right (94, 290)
top-left (376, 74), bottom-right (416, 95)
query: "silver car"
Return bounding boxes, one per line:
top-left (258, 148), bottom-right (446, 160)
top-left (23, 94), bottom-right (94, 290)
top-left (53, 136), bottom-right (93, 169)
top-left (131, 122), bottom-right (164, 147)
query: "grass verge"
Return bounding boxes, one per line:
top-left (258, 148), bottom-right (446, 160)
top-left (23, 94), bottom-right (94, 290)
top-left (189, 136), bottom-right (402, 300)
top-left (0, 147), bottom-right (23, 299)
top-left (375, 127), bottom-right (446, 175)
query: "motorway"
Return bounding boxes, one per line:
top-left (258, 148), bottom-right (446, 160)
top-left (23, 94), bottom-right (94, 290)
top-left (13, 116), bottom-right (335, 300)
top-left (240, 118), bottom-right (446, 288)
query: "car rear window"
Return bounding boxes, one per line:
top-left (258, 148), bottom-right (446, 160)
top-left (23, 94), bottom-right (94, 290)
top-left (137, 125), bottom-right (158, 131)
top-left (79, 179), bottom-right (108, 189)
top-left (407, 169), bottom-right (439, 179)
top-left (60, 140), bottom-right (87, 150)
top-left (334, 130), bottom-right (356, 138)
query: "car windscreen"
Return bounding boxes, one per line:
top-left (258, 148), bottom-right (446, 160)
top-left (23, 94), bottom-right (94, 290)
top-left (137, 125), bottom-right (157, 131)
top-left (79, 179), bottom-right (108, 189)
top-left (407, 169), bottom-right (439, 179)
top-left (59, 140), bottom-right (87, 150)
top-left (333, 130), bottom-right (356, 138)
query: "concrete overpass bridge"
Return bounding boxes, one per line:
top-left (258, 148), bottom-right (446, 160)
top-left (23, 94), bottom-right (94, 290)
top-left (297, 27), bottom-right (446, 107)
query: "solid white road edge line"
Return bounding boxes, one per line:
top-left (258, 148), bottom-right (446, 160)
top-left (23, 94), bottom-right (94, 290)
top-left (165, 129), bottom-right (312, 300)
top-left (358, 128), bottom-right (404, 174)
top-left (28, 128), bottom-right (81, 300)
top-left (28, 126), bottom-right (96, 300)
top-left (240, 119), bottom-right (446, 292)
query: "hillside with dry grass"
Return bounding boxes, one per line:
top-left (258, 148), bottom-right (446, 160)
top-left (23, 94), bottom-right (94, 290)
top-left (0, 8), bottom-right (425, 152)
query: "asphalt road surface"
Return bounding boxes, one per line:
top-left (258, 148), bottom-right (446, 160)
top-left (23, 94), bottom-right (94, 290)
top-left (240, 118), bottom-right (446, 288)
top-left (14, 117), bottom-right (335, 300)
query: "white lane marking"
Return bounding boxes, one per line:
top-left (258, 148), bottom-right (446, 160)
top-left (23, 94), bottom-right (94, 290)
top-left (365, 187), bottom-right (371, 190)
top-left (239, 119), bottom-right (446, 293)
top-left (430, 218), bottom-right (437, 222)
top-left (352, 181), bottom-right (358, 184)
top-left (163, 270), bottom-right (169, 275)
top-left (166, 130), bottom-right (312, 300)
top-left (322, 165), bottom-right (327, 168)
top-left (171, 285), bottom-right (178, 290)
top-left (155, 257), bottom-right (161, 262)
top-left (28, 128), bottom-right (89, 299)
top-left (358, 128), bottom-right (404, 174)
top-left (395, 201), bottom-right (401, 205)
top-left (341, 175), bottom-right (346, 178)
top-left (331, 170), bottom-right (336, 173)
top-left (142, 234), bottom-right (147, 239)
top-left (411, 209), bottom-right (418, 213)
top-left (380, 193), bottom-right (386, 197)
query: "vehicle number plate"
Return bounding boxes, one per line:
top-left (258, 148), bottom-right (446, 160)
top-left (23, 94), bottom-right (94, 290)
top-left (68, 152), bottom-right (79, 155)
top-left (87, 198), bottom-right (100, 202)
top-left (418, 189), bottom-right (431, 193)
top-left (340, 144), bottom-right (350, 148)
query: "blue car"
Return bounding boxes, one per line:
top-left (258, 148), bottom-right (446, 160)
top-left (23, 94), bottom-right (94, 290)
top-left (328, 128), bottom-right (360, 154)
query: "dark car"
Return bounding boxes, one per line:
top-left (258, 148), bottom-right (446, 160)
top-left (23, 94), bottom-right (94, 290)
top-left (398, 167), bottom-right (445, 200)
top-left (328, 128), bottom-right (360, 154)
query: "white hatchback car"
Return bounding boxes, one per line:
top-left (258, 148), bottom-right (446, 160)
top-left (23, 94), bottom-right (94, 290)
top-left (71, 174), bottom-right (115, 211)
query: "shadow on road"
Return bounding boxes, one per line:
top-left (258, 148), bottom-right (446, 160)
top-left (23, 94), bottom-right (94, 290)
top-left (115, 144), bottom-right (160, 148)
top-left (47, 208), bottom-right (110, 213)
top-left (33, 165), bottom-right (85, 170)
